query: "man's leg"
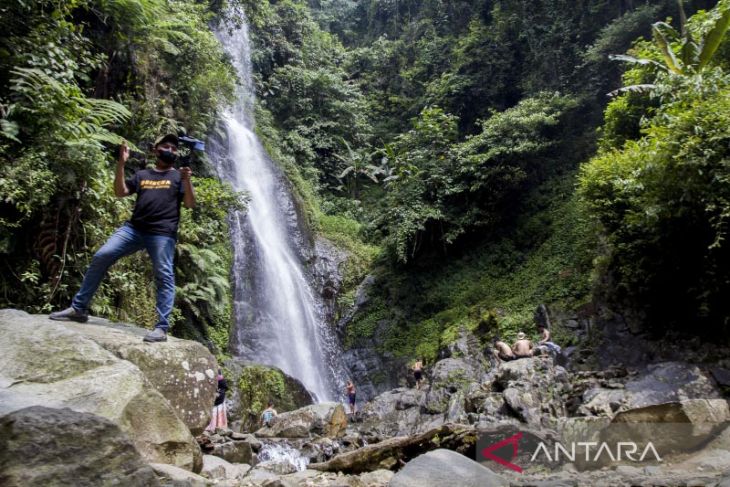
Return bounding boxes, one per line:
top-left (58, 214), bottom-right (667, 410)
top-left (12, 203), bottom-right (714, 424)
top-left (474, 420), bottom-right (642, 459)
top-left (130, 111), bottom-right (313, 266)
top-left (70, 225), bottom-right (143, 312)
top-left (144, 233), bottom-right (176, 335)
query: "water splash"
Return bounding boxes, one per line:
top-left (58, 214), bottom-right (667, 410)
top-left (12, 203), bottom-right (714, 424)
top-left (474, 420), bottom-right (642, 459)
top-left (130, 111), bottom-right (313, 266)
top-left (257, 442), bottom-right (309, 472)
top-left (211, 14), bottom-right (347, 402)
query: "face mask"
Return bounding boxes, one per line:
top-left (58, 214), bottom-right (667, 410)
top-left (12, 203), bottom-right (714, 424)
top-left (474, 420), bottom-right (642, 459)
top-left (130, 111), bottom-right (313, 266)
top-left (158, 149), bottom-right (178, 164)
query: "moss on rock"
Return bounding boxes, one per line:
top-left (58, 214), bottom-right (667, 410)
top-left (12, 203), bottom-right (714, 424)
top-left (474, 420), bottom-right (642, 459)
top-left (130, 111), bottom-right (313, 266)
top-left (223, 361), bottom-right (315, 433)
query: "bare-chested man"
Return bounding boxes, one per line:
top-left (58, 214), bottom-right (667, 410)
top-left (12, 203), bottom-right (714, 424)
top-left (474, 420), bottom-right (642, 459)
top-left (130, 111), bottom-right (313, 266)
top-left (537, 325), bottom-right (561, 356)
top-left (412, 360), bottom-right (424, 389)
top-left (493, 337), bottom-right (515, 362)
top-left (512, 331), bottom-right (534, 358)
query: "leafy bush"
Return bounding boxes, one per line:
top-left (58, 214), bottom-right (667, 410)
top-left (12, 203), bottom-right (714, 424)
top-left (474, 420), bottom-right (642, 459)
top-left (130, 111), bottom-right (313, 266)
top-left (579, 1), bottom-right (730, 333)
top-left (377, 94), bottom-right (580, 263)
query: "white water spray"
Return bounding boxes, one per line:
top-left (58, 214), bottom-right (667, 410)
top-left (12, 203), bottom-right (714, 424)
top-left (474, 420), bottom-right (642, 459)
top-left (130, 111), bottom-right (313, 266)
top-left (212, 15), bottom-right (346, 402)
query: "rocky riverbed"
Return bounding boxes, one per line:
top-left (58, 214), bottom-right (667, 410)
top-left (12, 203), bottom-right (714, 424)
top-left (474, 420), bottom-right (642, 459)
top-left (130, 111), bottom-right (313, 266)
top-left (2, 308), bottom-right (730, 486)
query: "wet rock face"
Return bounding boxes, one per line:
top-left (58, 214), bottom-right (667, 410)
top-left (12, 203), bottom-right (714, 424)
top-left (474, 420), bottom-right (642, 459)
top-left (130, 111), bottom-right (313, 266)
top-left (0, 309), bottom-right (203, 472)
top-left (341, 347), bottom-right (391, 402)
top-left (0, 406), bottom-right (160, 487)
top-left (337, 275), bottom-right (405, 401)
top-left (310, 237), bottom-right (347, 324)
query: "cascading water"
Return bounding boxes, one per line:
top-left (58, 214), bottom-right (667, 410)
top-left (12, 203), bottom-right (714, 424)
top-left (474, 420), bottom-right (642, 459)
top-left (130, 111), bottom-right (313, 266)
top-left (211, 15), bottom-right (346, 402)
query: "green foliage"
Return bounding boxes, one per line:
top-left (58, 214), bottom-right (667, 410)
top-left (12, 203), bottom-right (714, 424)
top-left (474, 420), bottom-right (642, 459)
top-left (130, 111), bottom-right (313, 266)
top-left (238, 365), bottom-right (288, 416)
top-left (241, 0), bottom-right (371, 195)
top-left (580, 1), bottom-right (730, 333)
top-left (377, 94), bottom-right (580, 262)
top-left (348, 173), bottom-right (595, 362)
top-left (580, 77), bottom-right (730, 332)
top-left (0, 0), bottom-right (241, 353)
top-left (235, 364), bottom-right (312, 426)
top-left (610, 0), bottom-right (730, 95)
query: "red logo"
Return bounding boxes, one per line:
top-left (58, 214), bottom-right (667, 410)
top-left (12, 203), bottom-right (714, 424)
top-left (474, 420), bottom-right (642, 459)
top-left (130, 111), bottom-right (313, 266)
top-left (480, 432), bottom-right (523, 473)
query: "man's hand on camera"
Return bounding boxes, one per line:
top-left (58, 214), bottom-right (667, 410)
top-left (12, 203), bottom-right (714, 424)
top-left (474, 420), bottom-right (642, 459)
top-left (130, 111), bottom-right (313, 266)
top-left (180, 166), bottom-right (193, 181)
top-left (118, 140), bottom-right (130, 165)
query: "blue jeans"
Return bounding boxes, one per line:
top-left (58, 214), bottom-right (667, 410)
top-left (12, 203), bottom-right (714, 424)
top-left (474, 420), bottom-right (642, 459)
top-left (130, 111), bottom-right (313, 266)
top-left (72, 223), bottom-right (176, 332)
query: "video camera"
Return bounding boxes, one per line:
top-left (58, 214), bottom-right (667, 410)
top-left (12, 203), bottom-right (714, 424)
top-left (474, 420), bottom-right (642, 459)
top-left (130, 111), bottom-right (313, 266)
top-left (176, 135), bottom-right (206, 167)
top-left (127, 134), bottom-right (206, 167)
top-left (178, 135), bottom-right (205, 152)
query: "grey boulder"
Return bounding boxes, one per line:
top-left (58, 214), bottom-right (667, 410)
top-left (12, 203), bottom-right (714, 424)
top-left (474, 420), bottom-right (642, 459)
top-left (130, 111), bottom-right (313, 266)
top-left (0, 406), bottom-right (159, 487)
top-left (389, 449), bottom-right (507, 487)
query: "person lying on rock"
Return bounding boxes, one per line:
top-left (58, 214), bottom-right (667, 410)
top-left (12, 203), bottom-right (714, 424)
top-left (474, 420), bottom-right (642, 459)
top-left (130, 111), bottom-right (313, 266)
top-left (49, 135), bottom-right (196, 343)
top-left (261, 401), bottom-right (278, 428)
top-left (512, 331), bottom-right (534, 359)
top-left (537, 325), bottom-right (562, 356)
top-left (493, 337), bottom-right (516, 362)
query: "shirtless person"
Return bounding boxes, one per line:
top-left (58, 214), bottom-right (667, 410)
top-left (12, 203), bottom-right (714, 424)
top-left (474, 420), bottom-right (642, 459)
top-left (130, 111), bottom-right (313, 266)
top-left (538, 325), bottom-right (561, 356)
top-left (412, 360), bottom-right (424, 389)
top-left (345, 380), bottom-right (357, 414)
top-left (512, 331), bottom-right (534, 359)
top-left (493, 337), bottom-right (515, 362)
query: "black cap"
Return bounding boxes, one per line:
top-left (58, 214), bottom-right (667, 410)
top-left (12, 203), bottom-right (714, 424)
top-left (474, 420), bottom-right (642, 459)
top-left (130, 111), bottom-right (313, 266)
top-left (154, 133), bottom-right (179, 147)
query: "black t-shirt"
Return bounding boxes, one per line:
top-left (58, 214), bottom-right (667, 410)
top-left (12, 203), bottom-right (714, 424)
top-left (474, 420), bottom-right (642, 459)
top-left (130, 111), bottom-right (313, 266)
top-left (125, 168), bottom-right (185, 237)
top-left (214, 379), bottom-right (228, 406)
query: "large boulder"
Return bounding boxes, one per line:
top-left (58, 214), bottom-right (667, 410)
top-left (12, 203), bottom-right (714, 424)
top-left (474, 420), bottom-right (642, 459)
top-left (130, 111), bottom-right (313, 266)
top-left (64, 319), bottom-right (218, 434)
top-left (211, 439), bottom-right (255, 464)
top-left (607, 399), bottom-right (730, 454)
top-left (424, 358), bottom-right (481, 415)
top-left (200, 455), bottom-right (251, 481)
top-left (0, 406), bottom-right (159, 487)
top-left (623, 362), bottom-right (721, 409)
top-left (224, 360), bottom-right (314, 433)
top-left (149, 464), bottom-right (210, 487)
top-left (255, 403), bottom-right (347, 439)
top-left (576, 362), bottom-right (723, 420)
top-left (359, 388), bottom-right (429, 437)
top-left (490, 357), bottom-right (570, 426)
top-left (0, 309), bottom-right (202, 471)
top-left (389, 449), bottom-right (507, 487)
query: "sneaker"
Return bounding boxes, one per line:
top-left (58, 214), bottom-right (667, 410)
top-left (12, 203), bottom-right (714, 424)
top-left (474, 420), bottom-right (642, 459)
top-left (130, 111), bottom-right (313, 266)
top-left (49, 306), bottom-right (89, 323)
top-left (143, 328), bottom-right (167, 343)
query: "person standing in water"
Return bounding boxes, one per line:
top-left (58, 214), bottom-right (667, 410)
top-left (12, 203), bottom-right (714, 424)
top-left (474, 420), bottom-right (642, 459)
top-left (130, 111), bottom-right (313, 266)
top-left (345, 380), bottom-right (357, 414)
top-left (49, 135), bottom-right (196, 343)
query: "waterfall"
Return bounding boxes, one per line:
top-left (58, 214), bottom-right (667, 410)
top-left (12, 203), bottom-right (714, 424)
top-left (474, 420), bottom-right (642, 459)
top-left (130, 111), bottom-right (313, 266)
top-left (211, 16), bottom-right (346, 402)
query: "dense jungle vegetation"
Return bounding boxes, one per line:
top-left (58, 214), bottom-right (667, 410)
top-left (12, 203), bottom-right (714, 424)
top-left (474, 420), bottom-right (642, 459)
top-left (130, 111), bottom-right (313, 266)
top-left (2, 0), bottom-right (729, 364)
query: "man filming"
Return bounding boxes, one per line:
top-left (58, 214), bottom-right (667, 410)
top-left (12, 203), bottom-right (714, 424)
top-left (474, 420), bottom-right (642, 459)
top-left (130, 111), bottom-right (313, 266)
top-left (50, 134), bottom-right (196, 343)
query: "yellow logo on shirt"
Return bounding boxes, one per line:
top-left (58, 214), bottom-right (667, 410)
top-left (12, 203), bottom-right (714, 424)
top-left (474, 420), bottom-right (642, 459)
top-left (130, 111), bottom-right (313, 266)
top-left (140, 179), bottom-right (172, 190)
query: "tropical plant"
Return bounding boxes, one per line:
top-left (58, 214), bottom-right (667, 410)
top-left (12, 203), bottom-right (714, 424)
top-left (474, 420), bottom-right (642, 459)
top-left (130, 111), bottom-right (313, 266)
top-left (334, 139), bottom-right (381, 199)
top-left (609, 0), bottom-right (730, 95)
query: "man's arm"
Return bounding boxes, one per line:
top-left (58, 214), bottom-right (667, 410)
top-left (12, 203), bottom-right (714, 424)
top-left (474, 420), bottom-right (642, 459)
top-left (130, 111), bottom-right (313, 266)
top-left (114, 141), bottom-right (131, 197)
top-left (180, 167), bottom-right (196, 209)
